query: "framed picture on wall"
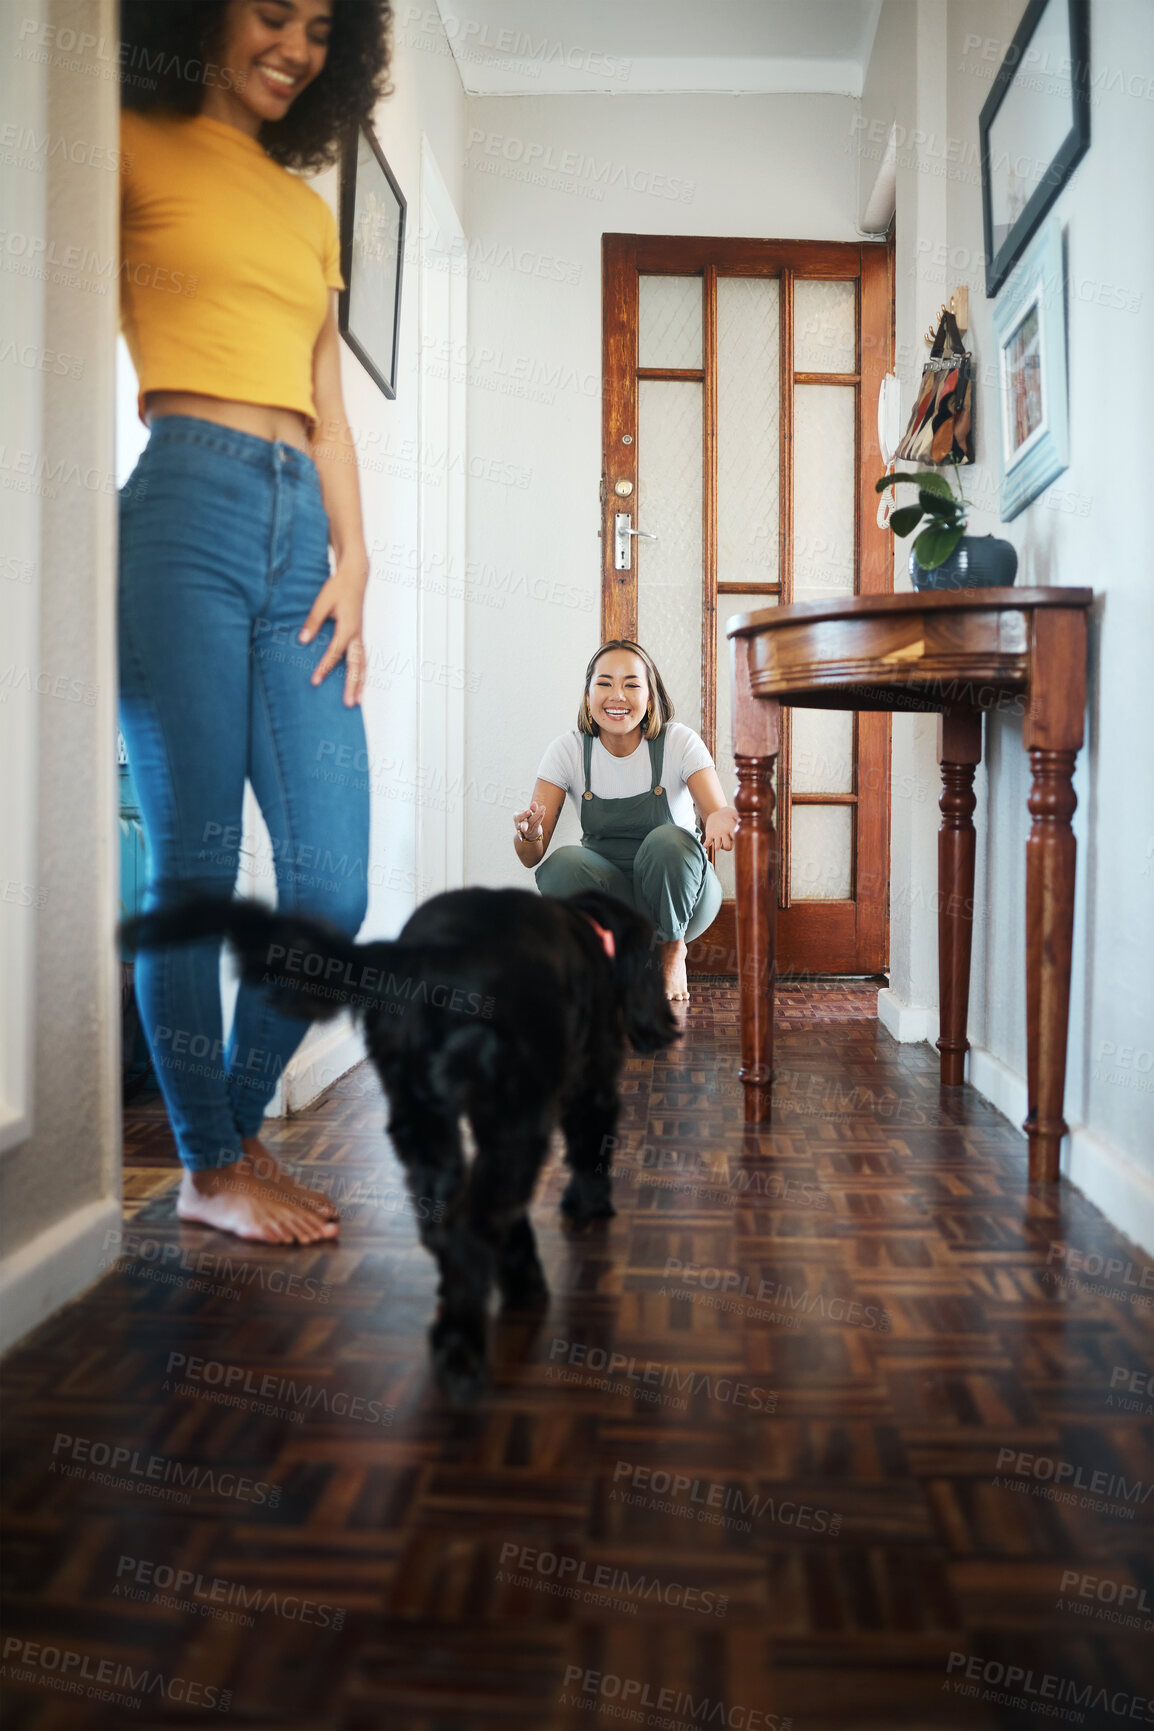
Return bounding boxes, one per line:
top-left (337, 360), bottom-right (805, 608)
top-left (993, 219), bottom-right (1069, 520)
top-left (338, 122), bottom-right (406, 399)
top-left (978, 0), bottom-right (1090, 297)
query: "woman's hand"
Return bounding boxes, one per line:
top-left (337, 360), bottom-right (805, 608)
top-left (689, 768), bottom-right (739, 855)
top-left (299, 558), bottom-right (368, 707)
top-left (307, 302), bottom-right (370, 708)
top-left (513, 801), bottom-right (546, 848)
top-left (513, 783), bottom-right (564, 867)
top-left (704, 805), bottom-right (739, 852)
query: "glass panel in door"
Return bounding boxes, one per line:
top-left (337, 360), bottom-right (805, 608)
top-left (717, 277), bottom-right (780, 587)
top-left (636, 378), bottom-right (703, 736)
top-left (790, 284), bottom-right (857, 904)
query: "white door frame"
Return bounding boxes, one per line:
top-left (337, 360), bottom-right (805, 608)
top-left (415, 132), bottom-right (467, 895)
top-left (0, 24), bottom-right (46, 1154)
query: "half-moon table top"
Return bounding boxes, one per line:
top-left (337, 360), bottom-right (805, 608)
top-left (724, 588), bottom-right (1095, 709)
top-left (726, 587), bottom-right (1095, 638)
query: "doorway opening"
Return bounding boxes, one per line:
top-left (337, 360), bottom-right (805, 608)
top-left (601, 234), bottom-right (894, 977)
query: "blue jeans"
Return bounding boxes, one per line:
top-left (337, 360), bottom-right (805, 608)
top-left (118, 416), bottom-right (370, 1171)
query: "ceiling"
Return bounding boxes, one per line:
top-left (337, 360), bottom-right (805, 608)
top-left (430, 0), bottom-right (884, 97)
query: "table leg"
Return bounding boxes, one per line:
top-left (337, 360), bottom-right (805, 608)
top-left (937, 708), bottom-right (982, 1086)
top-left (734, 751), bottom-right (778, 1122)
top-left (1025, 747), bottom-right (1078, 1181)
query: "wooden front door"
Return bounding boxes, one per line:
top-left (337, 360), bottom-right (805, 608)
top-left (601, 234), bottom-right (893, 975)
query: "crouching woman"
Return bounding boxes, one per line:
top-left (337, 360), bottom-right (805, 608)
top-left (513, 640), bottom-right (736, 1000)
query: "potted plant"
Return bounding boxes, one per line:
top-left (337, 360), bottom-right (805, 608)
top-left (875, 465), bottom-right (1017, 590)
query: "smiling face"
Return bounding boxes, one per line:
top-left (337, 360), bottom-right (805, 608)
top-left (209, 0), bottom-right (333, 128)
top-left (588, 649), bottom-right (650, 743)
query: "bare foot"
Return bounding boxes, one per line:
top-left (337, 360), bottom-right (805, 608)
top-left (240, 1137), bottom-right (339, 1220)
top-left (177, 1164), bottom-right (339, 1244)
top-left (661, 938), bottom-right (690, 1001)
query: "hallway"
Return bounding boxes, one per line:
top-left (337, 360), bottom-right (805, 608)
top-left (3, 983), bottom-right (1151, 1730)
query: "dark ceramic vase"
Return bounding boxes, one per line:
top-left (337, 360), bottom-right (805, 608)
top-left (909, 534), bottom-right (1018, 591)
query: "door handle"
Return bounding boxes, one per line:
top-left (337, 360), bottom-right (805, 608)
top-left (614, 512), bottom-right (658, 572)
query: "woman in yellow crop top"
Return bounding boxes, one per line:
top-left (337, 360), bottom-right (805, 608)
top-left (117, 0), bottom-right (392, 1244)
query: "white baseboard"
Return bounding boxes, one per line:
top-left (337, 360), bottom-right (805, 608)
top-left (967, 1043), bottom-right (1029, 1131)
top-left (279, 1017), bottom-right (367, 1115)
top-left (0, 1194), bottom-right (122, 1355)
top-left (966, 1044), bottom-right (1154, 1257)
top-left (1065, 1123), bottom-right (1154, 1258)
top-left (877, 987), bottom-right (940, 1045)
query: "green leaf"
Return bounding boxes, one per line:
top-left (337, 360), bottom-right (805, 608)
top-left (918, 488), bottom-right (965, 522)
top-left (912, 523), bottom-right (963, 569)
top-left (913, 471), bottom-right (954, 499)
top-left (888, 504), bottom-right (924, 538)
top-left (875, 470), bottom-right (930, 493)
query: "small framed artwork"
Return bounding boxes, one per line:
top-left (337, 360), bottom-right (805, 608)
top-left (338, 122), bottom-right (406, 399)
top-left (978, 0), bottom-right (1089, 297)
top-left (992, 219), bottom-right (1069, 520)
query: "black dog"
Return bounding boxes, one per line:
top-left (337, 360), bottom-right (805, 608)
top-left (122, 888), bottom-right (678, 1401)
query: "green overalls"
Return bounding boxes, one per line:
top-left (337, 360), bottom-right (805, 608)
top-left (535, 731), bottom-right (723, 942)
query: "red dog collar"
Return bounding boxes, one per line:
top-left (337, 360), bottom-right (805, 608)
top-left (583, 916), bottom-right (616, 960)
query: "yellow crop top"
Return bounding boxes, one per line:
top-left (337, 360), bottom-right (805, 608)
top-left (119, 108), bottom-right (344, 425)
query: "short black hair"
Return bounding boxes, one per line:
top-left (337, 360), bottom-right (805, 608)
top-left (119, 0), bottom-right (393, 171)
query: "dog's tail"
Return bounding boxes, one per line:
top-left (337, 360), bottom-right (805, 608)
top-left (120, 897), bottom-right (467, 1024)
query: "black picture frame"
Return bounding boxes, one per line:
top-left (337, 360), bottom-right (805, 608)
top-left (338, 122), bottom-right (406, 399)
top-left (978, 0), bottom-right (1090, 298)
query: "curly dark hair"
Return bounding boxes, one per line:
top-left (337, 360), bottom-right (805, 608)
top-left (119, 0), bottom-right (393, 171)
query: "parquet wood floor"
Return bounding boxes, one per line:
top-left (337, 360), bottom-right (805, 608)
top-left (2, 983), bottom-right (1152, 1731)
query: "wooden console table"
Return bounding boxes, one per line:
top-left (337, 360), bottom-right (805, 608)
top-left (727, 588), bottom-right (1092, 1181)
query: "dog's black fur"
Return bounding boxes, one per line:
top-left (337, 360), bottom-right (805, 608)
top-left (122, 888), bottom-right (678, 1402)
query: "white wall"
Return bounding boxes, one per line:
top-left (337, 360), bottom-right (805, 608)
top-left (861, 0), bottom-right (949, 1045)
top-left (0, 0), bottom-right (123, 1350)
top-left (461, 92), bottom-right (864, 887)
top-left (864, 0), bottom-right (1154, 1249)
top-left (322, 4), bottom-right (467, 936)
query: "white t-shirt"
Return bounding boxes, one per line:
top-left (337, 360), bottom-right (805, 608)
top-left (537, 722), bottom-right (714, 835)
